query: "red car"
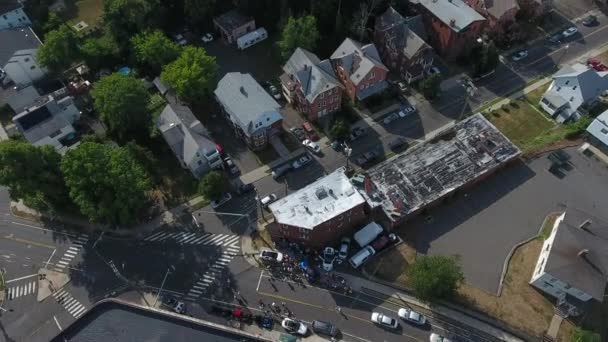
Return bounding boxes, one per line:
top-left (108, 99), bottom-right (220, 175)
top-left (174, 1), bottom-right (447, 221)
top-left (587, 58), bottom-right (608, 72)
top-left (302, 122), bottom-right (319, 141)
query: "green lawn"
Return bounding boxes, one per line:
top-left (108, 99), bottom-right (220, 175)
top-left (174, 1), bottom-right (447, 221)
top-left (69, 0), bottom-right (104, 26)
top-left (524, 83), bottom-right (551, 107)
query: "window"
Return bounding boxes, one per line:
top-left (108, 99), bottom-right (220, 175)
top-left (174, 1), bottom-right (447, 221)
top-left (370, 71), bottom-right (375, 79)
top-left (320, 92), bottom-right (325, 99)
top-left (565, 81), bottom-right (570, 85)
top-left (573, 86), bottom-right (577, 90)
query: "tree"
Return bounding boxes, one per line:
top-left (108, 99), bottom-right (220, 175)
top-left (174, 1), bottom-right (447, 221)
top-left (570, 327), bottom-right (600, 342)
top-left (470, 41), bottom-right (499, 76)
top-left (61, 142), bottom-right (152, 226)
top-left (91, 73), bottom-right (151, 141)
top-left (42, 11), bottom-right (64, 33)
top-left (407, 255), bottom-right (464, 302)
top-left (37, 25), bottom-right (80, 73)
top-left (198, 171), bottom-right (228, 201)
top-left (103, 0), bottom-right (161, 48)
top-left (160, 46), bottom-right (219, 105)
top-left (330, 118), bottom-right (350, 140)
top-left (351, 0), bottom-right (382, 41)
top-left (419, 74), bottom-right (442, 100)
top-left (184, 0), bottom-right (216, 28)
top-left (80, 31), bottom-right (122, 72)
top-left (131, 30), bottom-right (181, 73)
top-left (278, 16), bottom-right (320, 60)
top-left (0, 141), bottom-right (69, 212)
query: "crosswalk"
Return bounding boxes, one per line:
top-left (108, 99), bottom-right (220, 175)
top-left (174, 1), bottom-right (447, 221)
top-left (6, 280), bottom-right (37, 300)
top-left (54, 235), bottom-right (88, 272)
top-left (143, 231), bottom-right (240, 247)
top-left (52, 289), bottom-right (86, 318)
top-left (184, 244), bottom-right (240, 302)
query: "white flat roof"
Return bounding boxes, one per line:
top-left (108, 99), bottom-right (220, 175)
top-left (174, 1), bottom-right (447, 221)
top-left (269, 167), bottom-right (366, 230)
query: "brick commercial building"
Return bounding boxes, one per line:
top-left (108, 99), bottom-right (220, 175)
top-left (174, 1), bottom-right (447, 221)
top-left (268, 167), bottom-right (368, 248)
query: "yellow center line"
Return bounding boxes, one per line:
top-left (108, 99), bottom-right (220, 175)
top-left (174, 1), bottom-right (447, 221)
top-left (1, 235), bottom-right (55, 249)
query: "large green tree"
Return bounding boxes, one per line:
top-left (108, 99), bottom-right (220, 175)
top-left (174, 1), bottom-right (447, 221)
top-left (198, 171), bottom-right (228, 201)
top-left (160, 46), bottom-right (219, 105)
top-left (131, 30), bottom-right (181, 73)
top-left (37, 25), bottom-right (80, 73)
top-left (61, 142), bottom-right (152, 226)
top-left (470, 41), bottom-right (499, 76)
top-left (419, 74), bottom-right (442, 100)
top-left (278, 15), bottom-right (320, 60)
top-left (80, 31), bottom-right (122, 72)
top-left (0, 141), bottom-right (69, 211)
top-left (103, 0), bottom-right (161, 48)
top-left (91, 73), bottom-right (151, 141)
top-left (184, 0), bottom-right (216, 28)
top-left (330, 118), bottom-right (350, 141)
top-left (407, 255), bottom-right (464, 302)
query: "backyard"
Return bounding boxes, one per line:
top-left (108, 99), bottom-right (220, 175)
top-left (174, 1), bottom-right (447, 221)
top-left (66, 0), bottom-right (104, 27)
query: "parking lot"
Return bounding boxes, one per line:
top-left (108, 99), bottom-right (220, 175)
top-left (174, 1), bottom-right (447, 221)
top-left (401, 146), bottom-right (608, 293)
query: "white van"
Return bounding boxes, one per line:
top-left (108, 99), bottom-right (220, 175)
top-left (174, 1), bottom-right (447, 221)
top-left (354, 222), bottom-right (383, 247)
top-left (237, 27), bottom-right (268, 50)
top-left (349, 246), bottom-right (375, 269)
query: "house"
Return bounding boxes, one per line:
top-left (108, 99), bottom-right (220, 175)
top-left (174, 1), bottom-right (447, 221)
top-left (213, 10), bottom-right (256, 44)
top-left (214, 72), bottom-right (283, 150)
top-left (409, 0), bottom-right (486, 61)
top-left (530, 209), bottom-right (608, 315)
top-left (268, 167), bottom-right (368, 248)
top-left (280, 48), bottom-right (343, 121)
top-left (12, 90), bottom-right (80, 153)
top-left (0, 27), bottom-right (46, 87)
top-left (586, 109), bottom-right (608, 149)
top-left (330, 38), bottom-right (389, 102)
top-left (540, 63), bottom-right (608, 123)
top-left (0, 0), bottom-right (32, 30)
top-left (374, 7), bottom-right (435, 84)
top-left (6, 85), bottom-right (40, 113)
top-left (157, 103), bottom-right (223, 179)
top-left (464, 0), bottom-right (550, 39)
top-left (361, 113), bottom-right (520, 227)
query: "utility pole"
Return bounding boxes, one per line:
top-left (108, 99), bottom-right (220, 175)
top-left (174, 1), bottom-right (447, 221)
top-left (556, 44), bottom-right (570, 69)
top-left (343, 144), bottom-right (353, 172)
top-left (153, 267), bottom-right (172, 307)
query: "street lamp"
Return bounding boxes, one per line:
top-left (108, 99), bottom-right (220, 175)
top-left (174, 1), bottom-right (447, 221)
top-left (556, 44), bottom-right (570, 68)
top-left (343, 143), bottom-right (353, 172)
top-left (153, 266), bottom-right (174, 307)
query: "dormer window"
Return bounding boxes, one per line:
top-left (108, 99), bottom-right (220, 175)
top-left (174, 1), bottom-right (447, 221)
top-left (565, 81), bottom-right (570, 85)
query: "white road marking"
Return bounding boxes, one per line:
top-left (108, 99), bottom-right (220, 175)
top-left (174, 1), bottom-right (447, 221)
top-left (256, 270), bottom-right (264, 292)
top-left (222, 236), bottom-right (240, 246)
top-left (6, 273), bottom-right (38, 283)
top-left (53, 316), bottom-right (62, 331)
top-left (45, 249), bottom-right (56, 268)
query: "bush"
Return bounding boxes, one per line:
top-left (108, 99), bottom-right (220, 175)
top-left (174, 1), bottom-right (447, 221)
top-left (407, 255), bottom-right (464, 302)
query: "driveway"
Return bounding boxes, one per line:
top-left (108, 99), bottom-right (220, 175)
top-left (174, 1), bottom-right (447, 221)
top-left (402, 146), bottom-right (608, 293)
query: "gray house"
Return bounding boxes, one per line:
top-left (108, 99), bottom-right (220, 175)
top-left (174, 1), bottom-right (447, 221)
top-left (157, 103), bottom-right (223, 179)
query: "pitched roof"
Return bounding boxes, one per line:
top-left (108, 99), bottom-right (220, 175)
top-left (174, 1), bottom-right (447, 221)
top-left (375, 7), bottom-right (431, 59)
top-left (586, 109), bottom-right (608, 147)
top-left (330, 38), bottom-right (388, 85)
top-left (0, 27), bottom-right (41, 68)
top-left (0, 0), bottom-right (21, 14)
top-left (414, 0), bottom-right (486, 32)
top-left (213, 10), bottom-right (252, 32)
top-left (481, 0), bottom-right (520, 19)
top-left (544, 209), bottom-right (608, 301)
top-left (157, 103), bottom-right (217, 170)
top-left (283, 48), bottom-right (343, 103)
top-left (269, 167), bottom-right (366, 230)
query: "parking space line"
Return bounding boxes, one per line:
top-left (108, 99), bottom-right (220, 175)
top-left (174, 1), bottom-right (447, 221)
top-left (6, 273), bottom-right (38, 283)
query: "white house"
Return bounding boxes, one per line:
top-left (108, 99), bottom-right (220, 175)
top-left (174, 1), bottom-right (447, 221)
top-left (531, 209), bottom-right (608, 310)
top-left (0, 1), bottom-right (32, 30)
top-left (586, 109), bottom-right (608, 149)
top-left (539, 63), bottom-right (608, 123)
top-left (1, 27), bottom-right (47, 87)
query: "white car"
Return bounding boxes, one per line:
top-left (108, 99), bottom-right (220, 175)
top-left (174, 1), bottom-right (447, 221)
top-left (259, 249), bottom-right (284, 263)
top-left (302, 139), bottom-right (321, 154)
top-left (338, 237), bottom-right (350, 260)
top-left (430, 333), bottom-right (453, 342)
top-left (511, 50), bottom-right (528, 61)
top-left (173, 301), bottom-right (186, 314)
top-left (383, 112), bottom-right (400, 124)
top-left (321, 247), bottom-right (336, 272)
top-left (562, 27), bottom-right (578, 37)
top-left (371, 312), bottom-right (399, 329)
top-left (397, 81), bottom-right (407, 92)
top-left (174, 34), bottom-right (187, 46)
top-left (292, 154), bottom-right (312, 169)
top-left (398, 308), bottom-right (427, 325)
top-left (211, 193), bottom-right (232, 209)
top-left (268, 85), bottom-right (281, 100)
top-left (259, 193), bottom-right (278, 208)
top-left (400, 106), bottom-right (416, 116)
top-left (282, 318), bottom-right (308, 335)
top-left (201, 33), bottom-right (214, 43)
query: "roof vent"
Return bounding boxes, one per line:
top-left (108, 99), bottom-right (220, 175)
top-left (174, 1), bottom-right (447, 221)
top-left (240, 86), bottom-right (248, 97)
top-left (450, 19), bottom-right (456, 27)
top-left (579, 220), bottom-right (594, 235)
top-left (305, 206), bottom-right (312, 215)
top-left (315, 187), bottom-right (328, 200)
top-left (578, 249), bottom-right (589, 257)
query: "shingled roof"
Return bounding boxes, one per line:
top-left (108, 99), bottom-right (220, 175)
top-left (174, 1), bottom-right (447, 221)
top-left (282, 48), bottom-right (343, 103)
top-left (330, 38), bottom-right (388, 85)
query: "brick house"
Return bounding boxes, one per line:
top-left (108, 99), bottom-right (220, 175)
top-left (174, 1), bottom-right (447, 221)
top-left (280, 48), bottom-right (344, 122)
top-left (374, 6), bottom-right (435, 84)
top-left (268, 167), bottom-right (368, 248)
top-left (410, 0), bottom-right (486, 61)
top-left (213, 10), bottom-right (256, 44)
top-left (330, 38), bottom-right (389, 101)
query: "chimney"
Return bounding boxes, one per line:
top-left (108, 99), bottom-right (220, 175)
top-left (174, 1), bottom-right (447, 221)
top-left (578, 249), bottom-right (589, 258)
top-left (579, 219), bottom-right (594, 235)
top-left (240, 86), bottom-right (248, 97)
top-left (450, 19), bottom-right (456, 27)
top-left (305, 206), bottom-right (312, 215)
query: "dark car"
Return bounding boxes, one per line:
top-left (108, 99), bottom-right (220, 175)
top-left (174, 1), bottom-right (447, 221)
top-left (312, 320), bottom-right (339, 337)
top-left (371, 233), bottom-right (398, 253)
top-left (330, 140), bottom-right (343, 151)
top-left (582, 15), bottom-right (597, 26)
top-left (389, 137), bottom-right (409, 151)
top-left (290, 127), bottom-right (306, 142)
top-left (223, 157), bottom-right (240, 175)
top-left (256, 314), bottom-right (274, 329)
top-left (236, 183), bottom-right (254, 195)
top-left (548, 33), bottom-right (562, 44)
top-left (363, 150), bottom-right (379, 161)
top-left (349, 127), bottom-right (366, 141)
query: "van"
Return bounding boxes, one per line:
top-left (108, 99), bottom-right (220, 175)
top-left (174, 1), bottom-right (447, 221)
top-left (349, 246), bottom-right (375, 269)
top-left (237, 28), bottom-right (268, 50)
top-left (353, 222), bottom-right (383, 247)
top-left (271, 163), bottom-right (292, 179)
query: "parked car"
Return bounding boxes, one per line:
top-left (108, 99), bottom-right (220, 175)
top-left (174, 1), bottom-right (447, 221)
top-left (330, 140), bottom-right (343, 151)
top-left (562, 26), bottom-right (578, 38)
top-left (223, 157), bottom-right (240, 175)
top-left (427, 66), bottom-right (441, 76)
top-left (282, 318), bottom-right (308, 335)
top-left (174, 34), bottom-right (187, 46)
top-left (370, 234), bottom-right (396, 253)
top-left (259, 193), bottom-right (278, 208)
top-left (292, 154), bottom-right (313, 169)
top-left (256, 314), bottom-right (274, 329)
top-left (162, 295), bottom-right (178, 307)
top-left (582, 15), bottom-right (597, 26)
top-left (290, 127), bottom-right (307, 142)
top-left (355, 150), bottom-right (379, 166)
top-left (302, 139), bottom-right (321, 154)
top-left (312, 320), bottom-right (339, 338)
top-left (430, 333), bottom-right (453, 342)
top-left (236, 183), bottom-right (254, 195)
top-left (259, 249), bottom-right (284, 262)
top-left (371, 312), bottom-right (399, 329)
top-left (338, 237), bottom-right (350, 261)
top-left (173, 301), bottom-right (186, 314)
top-left (389, 137), bottom-right (409, 151)
top-left (201, 33), bottom-right (214, 43)
top-left (272, 163), bottom-right (292, 179)
top-left (302, 121), bottom-right (319, 141)
top-left (548, 33), bottom-right (562, 44)
top-left (268, 84), bottom-right (281, 100)
top-left (383, 112), bottom-right (400, 125)
top-left (211, 193), bottom-right (232, 209)
top-left (398, 308), bottom-right (427, 325)
top-left (349, 127), bottom-right (366, 141)
top-left (349, 246), bottom-right (376, 268)
top-left (511, 50), bottom-right (528, 62)
top-left (397, 81), bottom-right (408, 93)
top-left (401, 106), bottom-right (416, 116)
top-left (322, 247), bottom-right (336, 272)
